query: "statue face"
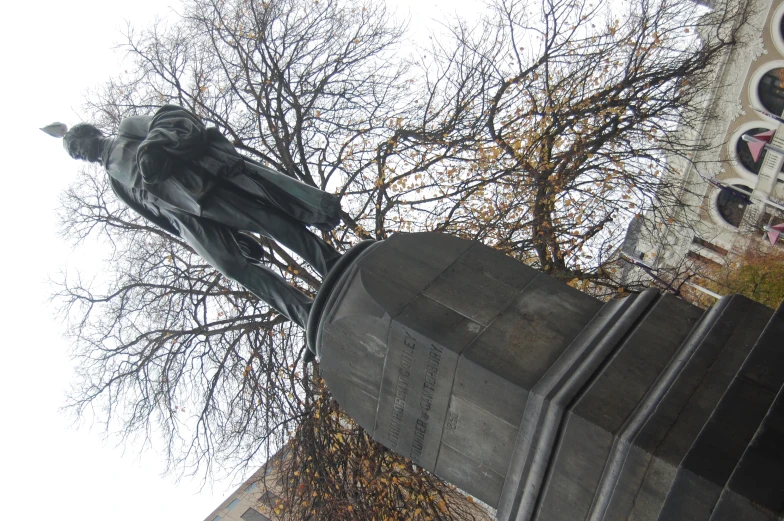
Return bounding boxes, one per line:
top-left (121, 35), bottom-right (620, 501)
top-left (66, 135), bottom-right (103, 163)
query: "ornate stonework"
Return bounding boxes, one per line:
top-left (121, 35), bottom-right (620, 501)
top-left (726, 99), bottom-right (746, 122)
top-left (747, 36), bottom-right (769, 62)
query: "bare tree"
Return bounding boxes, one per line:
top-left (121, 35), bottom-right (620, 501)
top-left (408, 0), bottom-right (751, 298)
top-left (275, 377), bottom-right (491, 520)
top-left (56, 168), bottom-right (307, 476)
top-left (53, 0), bottom-right (751, 517)
top-left (57, 0), bottom-right (491, 516)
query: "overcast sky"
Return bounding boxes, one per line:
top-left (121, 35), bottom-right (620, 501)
top-left (0, 0), bottom-right (480, 519)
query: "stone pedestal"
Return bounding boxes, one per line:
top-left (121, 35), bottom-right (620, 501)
top-left (307, 232), bottom-right (784, 521)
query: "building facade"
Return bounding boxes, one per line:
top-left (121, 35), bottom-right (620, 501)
top-left (202, 454), bottom-right (286, 521)
top-left (623, 0), bottom-right (784, 286)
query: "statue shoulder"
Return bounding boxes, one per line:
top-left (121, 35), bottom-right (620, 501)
top-left (153, 104), bottom-right (203, 125)
top-left (118, 115), bottom-right (153, 139)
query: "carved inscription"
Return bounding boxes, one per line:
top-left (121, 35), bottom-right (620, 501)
top-left (446, 410), bottom-right (459, 431)
top-left (380, 325), bottom-right (453, 467)
top-left (410, 342), bottom-right (443, 464)
top-left (386, 330), bottom-right (416, 448)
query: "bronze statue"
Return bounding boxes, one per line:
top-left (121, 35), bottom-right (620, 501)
top-left (50, 105), bottom-right (341, 328)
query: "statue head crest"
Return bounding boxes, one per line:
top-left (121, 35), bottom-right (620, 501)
top-left (40, 122), bottom-right (69, 138)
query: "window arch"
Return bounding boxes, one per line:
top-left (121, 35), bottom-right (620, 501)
top-left (728, 122), bottom-right (777, 180)
top-left (758, 68), bottom-right (784, 117)
top-left (773, 2), bottom-right (784, 56)
top-left (735, 127), bottom-right (770, 174)
top-left (716, 186), bottom-right (750, 228)
top-left (780, 14), bottom-right (784, 44)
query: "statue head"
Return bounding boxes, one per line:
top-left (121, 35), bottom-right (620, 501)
top-left (63, 123), bottom-right (105, 163)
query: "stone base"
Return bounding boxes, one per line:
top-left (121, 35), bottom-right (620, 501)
top-left (309, 233), bottom-right (784, 521)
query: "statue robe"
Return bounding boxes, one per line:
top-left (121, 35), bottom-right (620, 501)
top-left (102, 105), bottom-right (341, 231)
top-left (100, 105), bottom-right (342, 327)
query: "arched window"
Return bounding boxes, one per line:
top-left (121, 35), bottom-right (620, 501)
top-left (758, 68), bottom-right (784, 117)
top-left (716, 186), bottom-right (750, 228)
top-left (736, 127), bottom-right (770, 174)
top-left (772, 4), bottom-right (784, 55)
top-left (780, 14), bottom-right (784, 42)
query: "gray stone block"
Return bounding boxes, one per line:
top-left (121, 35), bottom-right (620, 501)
top-left (308, 233), bottom-right (784, 521)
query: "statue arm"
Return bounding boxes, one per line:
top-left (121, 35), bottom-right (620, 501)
top-left (110, 178), bottom-right (181, 237)
top-left (112, 178), bottom-right (265, 262)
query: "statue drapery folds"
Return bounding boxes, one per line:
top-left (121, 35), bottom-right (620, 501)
top-left (107, 104), bottom-right (341, 229)
top-left (58, 105), bottom-right (343, 328)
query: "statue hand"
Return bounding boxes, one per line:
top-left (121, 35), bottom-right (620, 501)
top-left (138, 148), bottom-right (173, 184)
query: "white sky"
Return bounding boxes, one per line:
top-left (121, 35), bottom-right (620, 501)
top-left (0, 0), bottom-right (481, 519)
